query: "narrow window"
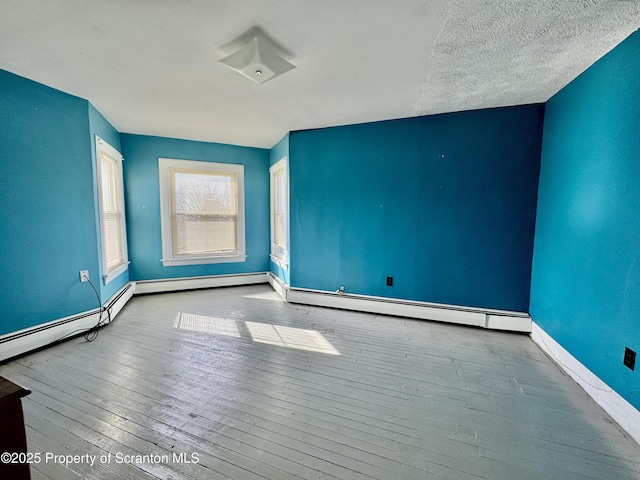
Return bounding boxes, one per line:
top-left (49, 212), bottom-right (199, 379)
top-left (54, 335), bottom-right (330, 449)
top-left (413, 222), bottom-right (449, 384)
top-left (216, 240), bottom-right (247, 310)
top-left (95, 136), bottom-right (129, 284)
top-left (270, 157), bottom-right (288, 267)
top-left (159, 158), bottom-right (245, 266)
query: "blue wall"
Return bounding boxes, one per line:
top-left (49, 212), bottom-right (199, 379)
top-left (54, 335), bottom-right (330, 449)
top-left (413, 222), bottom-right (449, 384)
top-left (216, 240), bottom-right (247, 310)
top-left (120, 134), bottom-right (270, 281)
top-left (530, 31), bottom-right (640, 409)
top-left (4, 28), bottom-right (638, 416)
top-left (269, 133), bottom-right (290, 284)
top-left (0, 70), bottom-right (102, 336)
top-left (88, 103), bottom-right (129, 301)
top-left (270, 132), bottom-right (289, 166)
top-left (288, 105), bottom-right (544, 312)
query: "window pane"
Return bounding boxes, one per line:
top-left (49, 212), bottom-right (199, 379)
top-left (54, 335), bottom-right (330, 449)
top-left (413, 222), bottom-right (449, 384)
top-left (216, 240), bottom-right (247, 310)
top-left (171, 169), bottom-right (238, 255)
top-left (175, 214), bottom-right (237, 254)
top-left (99, 150), bottom-right (125, 270)
top-left (104, 212), bottom-right (123, 268)
top-left (274, 213), bottom-right (285, 246)
top-left (270, 160), bottom-right (288, 262)
top-left (273, 169), bottom-right (286, 247)
top-left (159, 158), bottom-right (245, 266)
top-left (276, 170), bottom-right (286, 213)
top-left (100, 155), bottom-right (118, 213)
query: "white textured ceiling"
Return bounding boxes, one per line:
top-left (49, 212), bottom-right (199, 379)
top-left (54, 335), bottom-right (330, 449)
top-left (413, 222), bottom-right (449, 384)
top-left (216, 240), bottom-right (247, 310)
top-left (1, 1), bottom-right (639, 148)
top-left (416, 0), bottom-right (640, 115)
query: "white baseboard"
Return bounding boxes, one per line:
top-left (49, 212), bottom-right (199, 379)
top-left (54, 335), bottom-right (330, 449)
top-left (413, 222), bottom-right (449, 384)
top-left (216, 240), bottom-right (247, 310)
top-left (0, 282), bottom-right (134, 362)
top-left (0, 273), bottom-right (268, 362)
top-left (267, 272), bottom-right (289, 300)
top-left (134, 272), bottom-right (269, 295)
top-left (268, 273), bottom-right (531, 332)
top-left (0, 273), bottom-right (268, 361)
top-left (531, 321), bottom-right (640, 445)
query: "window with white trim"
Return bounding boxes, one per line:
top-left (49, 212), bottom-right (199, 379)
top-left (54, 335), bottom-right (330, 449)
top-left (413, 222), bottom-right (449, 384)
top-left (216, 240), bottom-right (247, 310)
top-left (95, 135), bottom-right (129, 284)
top-left (270, 157), bottom-right (288, 267)
top-left (158, 158), bottom-right (246, 266)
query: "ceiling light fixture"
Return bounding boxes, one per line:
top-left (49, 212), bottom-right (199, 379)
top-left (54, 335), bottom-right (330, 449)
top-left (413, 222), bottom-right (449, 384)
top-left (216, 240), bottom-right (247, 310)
top-left (218, 27), bottom-right (295, 84)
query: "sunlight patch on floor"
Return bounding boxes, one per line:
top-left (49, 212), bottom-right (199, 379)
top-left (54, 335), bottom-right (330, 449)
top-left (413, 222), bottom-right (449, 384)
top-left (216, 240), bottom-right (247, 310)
top-left (173, 312), bottom-right (241, 338)
top-left (241, 291), bottom-right (283, 302)
top-left (246, 321), bottom-right (340, 355)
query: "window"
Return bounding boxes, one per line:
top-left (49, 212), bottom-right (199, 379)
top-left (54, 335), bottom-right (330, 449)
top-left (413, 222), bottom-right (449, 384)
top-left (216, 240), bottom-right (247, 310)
top-left (95, 135), bottom-right (129, 284)
top-left (158, 158), bottom-right (246, 266)
top-left (270, 157), bottom-right (288, 267)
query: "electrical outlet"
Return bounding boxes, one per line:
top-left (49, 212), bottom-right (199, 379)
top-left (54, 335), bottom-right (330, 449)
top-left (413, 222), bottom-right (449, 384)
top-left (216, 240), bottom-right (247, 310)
top-left (624, 347), bottom-right (636, 371)
top-left (79, 270), bottom-right (89, 282)
top-left (386, 276), bottom-right (393, 286)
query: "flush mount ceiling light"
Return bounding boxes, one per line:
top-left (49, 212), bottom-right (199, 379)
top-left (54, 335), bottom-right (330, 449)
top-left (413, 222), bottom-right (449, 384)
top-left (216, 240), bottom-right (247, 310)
top-left (218, 27), bottom-right (295, 84)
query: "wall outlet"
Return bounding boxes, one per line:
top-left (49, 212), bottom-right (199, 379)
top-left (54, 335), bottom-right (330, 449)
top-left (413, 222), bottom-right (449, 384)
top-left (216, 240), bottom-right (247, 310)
top-left (79, 270), bottom-right (89, 282)
top-left (386, 276), bottom-right (393, 286)
top-left (624, 347), bottom-right (636, 371)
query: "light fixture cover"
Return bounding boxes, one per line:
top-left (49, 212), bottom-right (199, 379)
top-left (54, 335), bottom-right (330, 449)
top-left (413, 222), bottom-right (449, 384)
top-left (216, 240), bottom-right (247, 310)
top-left (219, 33), bottom-right (295, 84)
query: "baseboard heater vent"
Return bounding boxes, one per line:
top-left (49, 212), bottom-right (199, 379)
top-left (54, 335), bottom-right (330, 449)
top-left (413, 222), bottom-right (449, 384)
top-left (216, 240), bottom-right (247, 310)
top-left (134, 272), bottom-right (268, 295)
top-left (1, 273), bottom-right (269, 362)
top-left (267, 273), bottom-right (531, 333)
top-left (0, 282), bottom-right (133, 363)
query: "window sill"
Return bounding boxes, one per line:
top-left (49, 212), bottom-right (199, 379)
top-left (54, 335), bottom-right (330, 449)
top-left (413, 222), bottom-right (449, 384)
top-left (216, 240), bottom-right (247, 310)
top-left (161, 254), bottom-right (247, 267)
top-left (103, 262), bottom-right (129, 285)
top-left (269, 254), bottom-right (289, 270)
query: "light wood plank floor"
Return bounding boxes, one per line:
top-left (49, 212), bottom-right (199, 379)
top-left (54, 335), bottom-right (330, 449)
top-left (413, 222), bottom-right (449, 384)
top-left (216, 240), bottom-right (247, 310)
top-left (2, 284), bottom-right (639, 480)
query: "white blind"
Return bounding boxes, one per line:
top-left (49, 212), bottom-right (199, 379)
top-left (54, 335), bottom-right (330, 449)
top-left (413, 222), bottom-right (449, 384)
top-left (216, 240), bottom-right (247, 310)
top-left (170, 168), bottom-right (238, 256)
top-left (99, 150), bottom-right (125, 269)
top-left (274, 168), bottom-right (286, 247)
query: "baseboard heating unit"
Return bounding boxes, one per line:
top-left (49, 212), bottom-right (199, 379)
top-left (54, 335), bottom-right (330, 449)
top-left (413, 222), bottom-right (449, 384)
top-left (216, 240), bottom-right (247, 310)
top-left (0, 282), bottom-right (133, 363)
top-left (267, 273), bottom-right (532, 333)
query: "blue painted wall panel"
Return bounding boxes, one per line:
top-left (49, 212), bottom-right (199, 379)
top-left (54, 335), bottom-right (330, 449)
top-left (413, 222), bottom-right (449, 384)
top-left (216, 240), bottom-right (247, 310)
top-left (270, 133), bottom-right (289, 168)
top-left (0, 70), bottom-right (100, 335)
top-left (530, 31), bottom-right (640, 409)
top-left (120, 134), bottom-right (270, 281)
top-left (289, 105), bottom-right (543, 312)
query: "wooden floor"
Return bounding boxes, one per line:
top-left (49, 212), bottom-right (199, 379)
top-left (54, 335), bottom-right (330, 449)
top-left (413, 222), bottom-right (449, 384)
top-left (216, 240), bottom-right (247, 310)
top-left (2, 284), bottom-right (639, 480)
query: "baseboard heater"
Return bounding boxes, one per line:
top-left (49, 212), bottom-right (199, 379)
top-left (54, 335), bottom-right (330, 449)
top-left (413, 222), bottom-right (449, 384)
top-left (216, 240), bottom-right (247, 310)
top-left (1, 271), bottom-right (529, 363)
top-left (0, 282), bottom-right (134, 363)
top-left (134, 272), bottom-right (268, 295)
top-left (0, 273), bottom-right (269, 362)
top-left (268, 273), bottom-right (531, 333)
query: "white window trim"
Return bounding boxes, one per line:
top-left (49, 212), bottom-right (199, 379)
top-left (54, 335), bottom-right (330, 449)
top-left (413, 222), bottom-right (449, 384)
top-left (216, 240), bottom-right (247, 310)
top-left (269, 157), bottom-right (289, 269)
top-left (158, 158), bottom-right (246, 267)
top-left (95, 135), bottom-right (129, 285)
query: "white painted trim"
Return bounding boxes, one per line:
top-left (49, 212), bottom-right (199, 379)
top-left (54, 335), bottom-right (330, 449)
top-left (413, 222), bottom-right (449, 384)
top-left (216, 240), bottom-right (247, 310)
top-left (485, 314), bottom-right (530, 331)
top-left (531, 321), bottom-right (640, 445)
top-left (103, 261), bottom-right (130, 285)
top-left (269, 156), bottom-right (289, 268)
top-left (160, 254), bottom-right (247, 266)
top-left (268, 271), bottom-right (289, 301)
top-left (0, 282), bottom-right (134, 362)
top-left (158, 157), bottom-right (246, 267)
top-left (95, 135), bottom-right (130, 285)
top-left (269, 254), bottom-right (289, 270)
top-left (266, 273), bottom-right (531, 332)
top-left (0, 274), bottom-right (268, 361)
top-left (134, 272), bottom-right (268, 295)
